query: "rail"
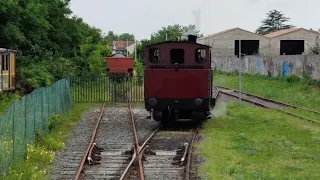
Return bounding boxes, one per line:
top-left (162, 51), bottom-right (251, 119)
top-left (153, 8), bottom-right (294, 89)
top-left (215, 85), bottom-right (320, 114)
top-left (185, 125), bottom-right (200, 180)
top-left (218, 89), bottom-right (319, 124)
top-left (74, 103), bottom-right (105, 180)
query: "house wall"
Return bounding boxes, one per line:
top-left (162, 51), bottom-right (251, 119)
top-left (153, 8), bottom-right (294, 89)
top-left (269, 29), bottom-right (319, 55)
top-left (212, 55), bottom-right (320, 80)
top-left (197, 29), bottom-right (270, 56)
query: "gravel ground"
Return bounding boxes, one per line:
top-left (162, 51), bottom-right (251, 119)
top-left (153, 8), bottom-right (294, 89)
top-left (47, 106), bottom-right (102, 180)
top-left (82, 105), bottom-right (159, 179)
top-left (133, 105), bottom-right (160, 143)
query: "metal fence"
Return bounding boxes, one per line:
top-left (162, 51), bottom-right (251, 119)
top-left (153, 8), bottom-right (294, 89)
top-left (0, 79), bottom-right (72, 176)
top-left (69, 75), bottom-right (144, 102)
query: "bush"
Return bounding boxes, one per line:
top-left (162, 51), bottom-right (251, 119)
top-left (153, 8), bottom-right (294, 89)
top-left (48, 114), bottom-right (63, 131)
top-left (287, 75), bottom-right (301, 83)
top-left (134, 60), bottom-right (144, 86)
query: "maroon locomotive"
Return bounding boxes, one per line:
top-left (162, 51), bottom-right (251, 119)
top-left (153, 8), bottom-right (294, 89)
top-left (144, 32), bottom-right (216, 124)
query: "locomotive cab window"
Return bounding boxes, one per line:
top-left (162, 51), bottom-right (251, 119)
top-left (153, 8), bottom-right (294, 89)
top-left (170, 49), bottom-right (184, 64)
top-left (195, 48), bottom-right (207, 63)
top-left (149, 48), bottom-right (160, 63)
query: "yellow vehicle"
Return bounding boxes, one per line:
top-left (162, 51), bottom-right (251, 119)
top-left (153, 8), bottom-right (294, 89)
top-left (0, 48), bottom-right (17, 91)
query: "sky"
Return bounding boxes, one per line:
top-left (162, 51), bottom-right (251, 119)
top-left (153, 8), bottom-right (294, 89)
top-left (69, 0), bottom-right (320, 40)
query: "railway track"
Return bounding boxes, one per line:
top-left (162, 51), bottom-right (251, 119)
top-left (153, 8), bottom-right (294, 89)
top-left (71, 101), bottom-right (200, 180)
top-left (215, 85), bottom-right (320, 124)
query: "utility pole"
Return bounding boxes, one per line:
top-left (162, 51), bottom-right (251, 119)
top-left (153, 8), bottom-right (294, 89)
top-left (135, 40), bottom-right (137, 60)
top-left (126, 39), bottom-right (129, 56)
top-left (238, 40), bottom-right (242, 104)
top-left (166, 33), bottom-right (168, 41)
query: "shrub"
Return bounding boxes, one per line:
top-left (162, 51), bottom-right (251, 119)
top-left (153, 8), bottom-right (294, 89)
top-left (287, 75), bottom-right (301, 83)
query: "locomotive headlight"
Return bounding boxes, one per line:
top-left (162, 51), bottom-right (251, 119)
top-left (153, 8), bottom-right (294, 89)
top-left (148, 98), bottom-right (157, 107)
top-left (194, 98), bottom-right (203, 107)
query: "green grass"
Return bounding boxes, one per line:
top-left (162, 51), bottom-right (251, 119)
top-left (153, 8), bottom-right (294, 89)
top-left (3, 103), bottom-right (98, 180)
top-left (197, 102), bottom-right (320, 179)
top-left (213, 71), bottom-right (320, 111)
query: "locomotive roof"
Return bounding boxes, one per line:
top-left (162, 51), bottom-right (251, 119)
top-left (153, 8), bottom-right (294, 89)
top-left (145, 41), bottom-right (211, 48)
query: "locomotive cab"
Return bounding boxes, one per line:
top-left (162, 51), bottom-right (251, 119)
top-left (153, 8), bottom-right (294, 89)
top-left (144, 34), bottom-right (216, 123)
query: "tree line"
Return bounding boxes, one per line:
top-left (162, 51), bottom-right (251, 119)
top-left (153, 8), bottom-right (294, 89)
top-left (0, 0), bottom-right (135, 92)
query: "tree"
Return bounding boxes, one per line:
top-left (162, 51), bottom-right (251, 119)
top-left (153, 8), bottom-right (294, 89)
top-left (309, 35), bottom-right (320, 55)
top-left (256, 10), bottom-right (295, 35)
top-left (0, 0), bottom-right (112, 91)
top-left (118, 33), bottom-right (135, 41)
top-left (103, 31), bottom-right (135, 43)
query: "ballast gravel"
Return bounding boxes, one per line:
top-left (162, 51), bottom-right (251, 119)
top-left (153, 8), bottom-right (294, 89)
top-left (47, 106), bottom-right (101, 180)
top-left (47, 105), bottom-right (159, 180)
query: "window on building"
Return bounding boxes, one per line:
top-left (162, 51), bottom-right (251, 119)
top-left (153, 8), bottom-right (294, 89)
top-left (1, 54), bottom-right (9, 71)
top-left (170, 49), bottom-right (184, 64)
top-left (149, 48), bottom-right (160, 63)
top-left (234, 40), bottom-right (259, 57)
top-left (280, 40), bottom-right (304, 55)
top-left (195, 48), bottom-right (207, 63)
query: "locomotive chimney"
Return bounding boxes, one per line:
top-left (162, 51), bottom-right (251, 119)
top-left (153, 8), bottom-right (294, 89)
top-left (188, 35), bottom-right (197, 43)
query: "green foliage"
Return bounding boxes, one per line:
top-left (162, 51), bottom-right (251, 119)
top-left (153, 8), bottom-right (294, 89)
top-left (103, 31), bottom-right (135, 43)
top-left (48, 114), bottom-right (63, 132)
top-left (256, 9), bottom-right (295, 35)
top-left (0, 0), bottom-right (113, 91)
top-left (134, 60), bottom-right (144, 86)
top-left (287, 75), bottom-right (301, 83)
top-left (0, 93), bottom-right (21, 114)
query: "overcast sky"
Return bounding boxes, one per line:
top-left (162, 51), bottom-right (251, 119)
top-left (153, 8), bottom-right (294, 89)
top-left (70, 0), bottom-right (320, 40)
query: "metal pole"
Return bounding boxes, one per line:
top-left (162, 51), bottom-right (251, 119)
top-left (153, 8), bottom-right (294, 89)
top-left (135, 40), bottom-right (137, 60)
top-left (166, 33), bottom-right (168, 41)
top-left (126, 39), bottom-right (128, 56)
top-left (238, 40), bottom-right (242, 104)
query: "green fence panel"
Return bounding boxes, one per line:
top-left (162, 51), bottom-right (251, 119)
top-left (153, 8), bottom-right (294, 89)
top-left (69, 75), bottom-right (145, 103)
top-left (0, 79), bottom-right (72, 176)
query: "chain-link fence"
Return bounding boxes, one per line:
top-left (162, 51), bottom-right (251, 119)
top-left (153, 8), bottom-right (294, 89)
top-left (0, 79), bottom-right (72, 176)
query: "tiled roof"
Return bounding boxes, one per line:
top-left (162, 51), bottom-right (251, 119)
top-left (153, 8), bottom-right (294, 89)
top-left (264, 28), bottom-right (302, 38)
top-left (112, 41), bottom-right (135, 49)
top-left (198, 27), bottom-right (267, 40)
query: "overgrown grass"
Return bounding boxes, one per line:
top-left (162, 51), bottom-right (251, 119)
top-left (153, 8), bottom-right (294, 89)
top-left (213, 71), bottom-right (320, 111)
top-left (3, 103), bottom-right (98, 180)
top-left (197, 102), bottom-right (320, 179)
